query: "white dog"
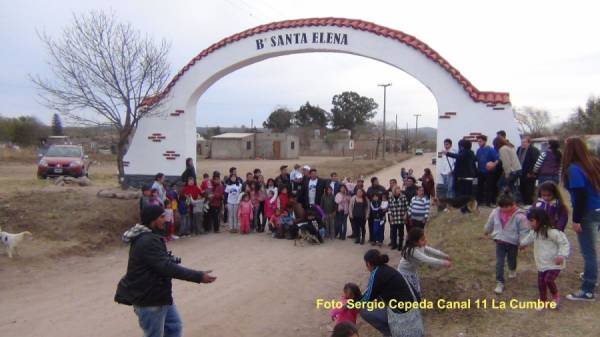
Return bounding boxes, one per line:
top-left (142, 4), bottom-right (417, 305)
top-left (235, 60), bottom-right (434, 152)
top-left (0, 227), bottom-right (32, 258)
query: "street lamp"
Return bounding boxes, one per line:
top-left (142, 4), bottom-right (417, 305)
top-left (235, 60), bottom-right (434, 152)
top-left (378, 83), bottom-right (392, 159)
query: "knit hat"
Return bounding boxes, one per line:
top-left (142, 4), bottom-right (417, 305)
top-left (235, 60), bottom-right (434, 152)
top-left (141, 205), bottom-right (165, 225)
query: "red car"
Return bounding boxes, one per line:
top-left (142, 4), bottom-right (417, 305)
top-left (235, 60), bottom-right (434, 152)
top-left (37, 145), bottom-right (89, 179)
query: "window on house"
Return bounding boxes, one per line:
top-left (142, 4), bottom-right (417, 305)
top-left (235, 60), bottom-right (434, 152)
top-left (291, 141), bottom-right (295, 150)
top-left (246, 141), bottom-right (252, 150)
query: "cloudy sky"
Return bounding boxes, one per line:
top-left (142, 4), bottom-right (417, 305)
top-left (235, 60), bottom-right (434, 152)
top-left (1, 0), bottom-right (598, 129)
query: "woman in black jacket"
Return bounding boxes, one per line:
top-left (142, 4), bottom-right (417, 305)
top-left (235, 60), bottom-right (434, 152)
top-left (181, 157), bottom-right (197, 185)
top-left (360, 249), bottom-right (424, 337)
top-left (444, 139), bottom-right (477, 198)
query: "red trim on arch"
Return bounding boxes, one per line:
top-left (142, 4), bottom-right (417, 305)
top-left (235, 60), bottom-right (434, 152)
top-left (147, 18), bottom-right (510, 105)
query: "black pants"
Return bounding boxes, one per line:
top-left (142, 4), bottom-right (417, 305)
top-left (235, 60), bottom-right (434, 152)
top-left (477, 172), bottom-right (497, 206)
top-left (367, 218), bottom-right (375, 242)
top-left (351, 216), bottom-right (367, 242)
top-left (389, 222), bottom-right (407, 249)
top-left (410, 219), bottom-right (426, 230)
top-left (208, 206), bottom-right (221, 232)
top-left (519, 176), bottom-right (536, 205)
top-left (455, 178), bottom-right (474, 198)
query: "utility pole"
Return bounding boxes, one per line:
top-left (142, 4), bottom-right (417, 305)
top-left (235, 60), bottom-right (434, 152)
top-left (378, 83), bottom-right (392, 159)
top-left (413, 114), bottom-right (422, 145)
top-left (395, 114), bottom-right (398, 152)
top-left (405, 122), bottom-right (409, 153)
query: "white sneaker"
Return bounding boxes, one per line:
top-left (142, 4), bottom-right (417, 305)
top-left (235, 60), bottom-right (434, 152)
top-left (170, 235), bottom-right (180, 240)
top-left (508, 270), bottom-right (517, 279)
top-left (494, 282), bottom-right (504, 294)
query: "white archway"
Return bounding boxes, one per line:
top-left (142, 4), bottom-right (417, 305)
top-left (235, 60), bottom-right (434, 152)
top-left (123, 18), bottom-right (519, 185)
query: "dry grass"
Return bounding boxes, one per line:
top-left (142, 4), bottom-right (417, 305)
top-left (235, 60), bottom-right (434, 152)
top-left (359, 208), bottom-right (600, 337)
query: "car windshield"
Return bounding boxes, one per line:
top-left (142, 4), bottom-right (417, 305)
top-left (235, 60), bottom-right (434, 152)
top-left (46, 146), bottom-right (82, 158)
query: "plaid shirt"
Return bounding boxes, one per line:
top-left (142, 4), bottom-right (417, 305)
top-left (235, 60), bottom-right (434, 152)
top-left (387, 194), bottom-right (409, 225)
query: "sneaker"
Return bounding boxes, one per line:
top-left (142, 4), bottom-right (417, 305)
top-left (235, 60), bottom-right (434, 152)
top-left (566, 290), bottom-right (595, 301)
top-left (551, 295), bottom-right (560, 309)
top-left (170, 234), bottom-right (180, 240)
top-left (508, 270), bottom-right (517, 279)
top-left (494, 282), bottom-right (504, 294)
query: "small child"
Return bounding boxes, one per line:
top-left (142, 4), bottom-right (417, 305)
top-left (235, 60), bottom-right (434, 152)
top-left (520, 208), bottom-right (570, 309)
top-left (278, 186), bottom-right (289, 210)
top-left (263, 190), bottom-right (278, 230)
top-left (369, 194), bottom-right (386, 247)
top-left (148, 188), bottom-right (163, 207)
top-left (166, 183), bottom-right (179, 229)
top-left (199, 173), bottom-right (211, 193)
top-left (269, 208), bottom-right (284, 238)
top-left (237, 193), bottom-right (254, 234)
top-left (177, 193), bottom-right (192, 237)
top-left (163, 199), bottom-right (178, 241)
top-left (535, 181), bottom-right (568, 231)
top-left (139, 185), bottom-right (151, 220)
top-left (190, 193), bottom-right (208, 235)
top-left (409, 186), bottom-right (430, 229)
top-left (398, 227), bottom-right (451, 296)
top-left (320, 186), bottom-right (337, 240)
top-left (329, 283), bottom-right (361, 325)
top-left (483, 190), bottom-right (530, 294)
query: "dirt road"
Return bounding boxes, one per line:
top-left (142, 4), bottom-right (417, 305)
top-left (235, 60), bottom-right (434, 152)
top-left (0, 155), bottom-right (433, 337)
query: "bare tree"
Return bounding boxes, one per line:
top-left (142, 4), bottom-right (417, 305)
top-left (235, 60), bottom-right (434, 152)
top-left (514, 106), bottom-right (551, 137)
top-left (32, 10), bottom-right (171, 185)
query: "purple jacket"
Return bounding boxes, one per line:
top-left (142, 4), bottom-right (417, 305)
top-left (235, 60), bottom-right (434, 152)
top-left (534, 198), bottom-right (568, 231)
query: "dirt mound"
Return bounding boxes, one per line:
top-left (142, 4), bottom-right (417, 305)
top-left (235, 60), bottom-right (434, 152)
top-left (0, 189), bottom-right (137, 258)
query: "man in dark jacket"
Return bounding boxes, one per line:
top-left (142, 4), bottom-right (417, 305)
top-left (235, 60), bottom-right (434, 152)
top-left (517, 136), bottom-right (540, 205)
top-left (300, 168), bottom-right (326, 209)
top-left (115, 205), bottom-right (216, 337)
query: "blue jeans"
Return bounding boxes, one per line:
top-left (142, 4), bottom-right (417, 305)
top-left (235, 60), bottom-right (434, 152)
top-left (496, 243), bottom-right (518, 283)
top-left (360, 308), bottom-right (391, 337)
top-left (538, 175), bottom-right (559, 185)
top-left (335, 211), bottom-right (348, 239)
top-left (441, 174), bottom-right (454, 198)
top-left (498, 171), bottom-right (519, 196)
top-left (134, 305), bottom-right (182, 337)
top-left (577, 210), bottom-right (600, 293)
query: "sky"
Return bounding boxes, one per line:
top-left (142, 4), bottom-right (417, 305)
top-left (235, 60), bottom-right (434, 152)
top-left (1, 0), bottom-right (599, 129)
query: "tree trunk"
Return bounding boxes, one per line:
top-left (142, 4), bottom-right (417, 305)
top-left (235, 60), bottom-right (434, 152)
top-left (116, 129), bottom-right (130, 189)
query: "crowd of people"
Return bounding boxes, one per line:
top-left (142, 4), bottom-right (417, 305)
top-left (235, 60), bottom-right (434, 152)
top-left (139, 160), bottom-right (435, 249)
top-left (117, 134), bottom-right (600, 337)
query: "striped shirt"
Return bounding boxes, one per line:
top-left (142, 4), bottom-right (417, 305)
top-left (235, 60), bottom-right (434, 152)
top-left (409, 196), bottom-right (430, 221)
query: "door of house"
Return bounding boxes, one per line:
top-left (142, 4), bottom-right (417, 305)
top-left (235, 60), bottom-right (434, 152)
top-left (273, 141), bottom-right (281, 159)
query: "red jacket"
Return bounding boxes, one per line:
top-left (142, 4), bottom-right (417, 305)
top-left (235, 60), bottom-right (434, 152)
top-left (210, 183), bottom-right (224, 208)
top-left (181, 185), bottom-right (202, 200)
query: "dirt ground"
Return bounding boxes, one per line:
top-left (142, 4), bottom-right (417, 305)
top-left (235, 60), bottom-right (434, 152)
top-left (1, 154), bottom-right (599, 337)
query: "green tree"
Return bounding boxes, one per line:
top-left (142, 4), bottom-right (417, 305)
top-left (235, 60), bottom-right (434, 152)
top-left (558, 96), bottom-right (600, 135)
top-left (329, 91), bottom-right (378, 134)
top-left (204, 126), bottom-right (223, 138)
top-left (51, 113), bottom-right (64, 136)
top-left (263, 108), bottom-right (294, 132)
top-left (294, 102), bottom-right (328, 128)
top-left (0, 116), bottom-right (49, 146)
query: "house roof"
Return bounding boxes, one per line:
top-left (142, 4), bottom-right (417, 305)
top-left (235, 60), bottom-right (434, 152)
top-left (143, 18), bottom-right (510, 107)
top-left (211, 133), bottom-right (255, 139)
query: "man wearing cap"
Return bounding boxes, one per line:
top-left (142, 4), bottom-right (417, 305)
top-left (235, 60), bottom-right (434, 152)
top-left (115, 205), bottom-right (216, 337)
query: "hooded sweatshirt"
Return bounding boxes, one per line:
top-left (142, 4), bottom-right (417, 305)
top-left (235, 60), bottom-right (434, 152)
top-left (115, 224), bottom-right (204, 307)
top-left (484, 208), bottom-right (530, 246)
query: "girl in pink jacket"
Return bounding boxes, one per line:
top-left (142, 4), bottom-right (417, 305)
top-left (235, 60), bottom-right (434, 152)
top-left (237, 193), bottom-right (254, 234)
top-left (329, 283), bottom-right (361, 325)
